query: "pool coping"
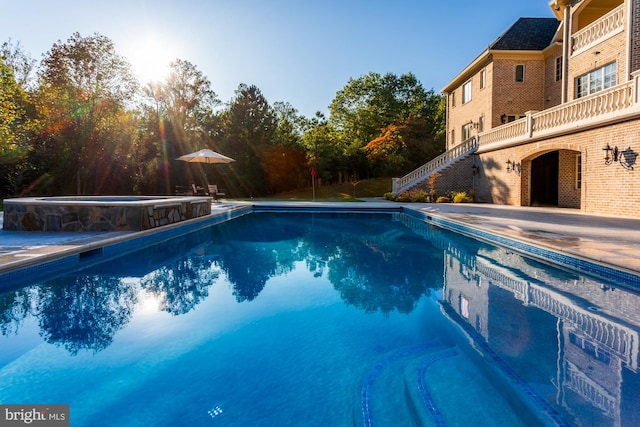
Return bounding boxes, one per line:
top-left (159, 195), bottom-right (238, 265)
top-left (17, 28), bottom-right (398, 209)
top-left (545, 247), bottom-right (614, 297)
top-left (401, 207), bottom-right (640, 290)
top-left (1, 202), bottom-right (639, 291)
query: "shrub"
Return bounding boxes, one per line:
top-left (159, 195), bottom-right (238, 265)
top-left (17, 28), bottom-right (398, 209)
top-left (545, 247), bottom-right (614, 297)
top-left (452, 191), bottom-right (474, 203)
top-left (387, 189), bottom-right (430, 203)
top-left (436, 196), bottom-right (451, 203)
top-left (410, 190), bottom-right (428, 203)
top-left (427, 173), bottom-right (441, 201)
top-left (395, 192), bottom-right (412, 202)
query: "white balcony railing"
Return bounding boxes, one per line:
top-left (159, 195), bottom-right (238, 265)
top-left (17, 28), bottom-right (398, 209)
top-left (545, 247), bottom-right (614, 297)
top-left (572, 4), bottom-right (625, 55)
top-left (477, 78), bottom-right (640, 153)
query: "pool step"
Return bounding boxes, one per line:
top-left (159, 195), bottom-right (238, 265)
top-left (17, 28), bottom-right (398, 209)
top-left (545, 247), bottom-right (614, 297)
top-left (358, 340), bottom-right (548, 427)
top-left (358, 340), bottom-right (449, 427)
top-left (403, 347), bottom-right (534, 426)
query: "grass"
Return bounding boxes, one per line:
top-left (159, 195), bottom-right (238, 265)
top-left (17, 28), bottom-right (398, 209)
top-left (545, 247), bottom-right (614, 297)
top-left (256, 177), bottom-right (392, 201)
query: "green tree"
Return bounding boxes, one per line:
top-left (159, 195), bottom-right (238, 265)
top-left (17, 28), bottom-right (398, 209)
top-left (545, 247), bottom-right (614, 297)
top-left (263, 102), bottom-right (308, 192)
top-left (1, 39), bottom-right (36, 89)
top-left (300, 112), bottom-right (345, 186)
top-left (33, 32), bottom-right (138, 195)
top-left (364, 109), bottom-right (446, 176)
top-left (217, 84), bottom-right (277, 197)
top-left (137, 60), bottom-right (220, 194)
top-left (329, 72), bottom-right (445, 178)
top-left (0, 53), bottom-right (36, 197)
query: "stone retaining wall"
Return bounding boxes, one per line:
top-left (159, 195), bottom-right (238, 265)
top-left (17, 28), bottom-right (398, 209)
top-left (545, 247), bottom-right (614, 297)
top-left (2, 197), bottom-right (212, 232)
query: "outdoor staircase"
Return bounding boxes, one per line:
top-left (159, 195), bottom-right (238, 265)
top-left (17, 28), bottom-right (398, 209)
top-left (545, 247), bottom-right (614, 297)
top-left (392, 137), bottom-right (478, 194)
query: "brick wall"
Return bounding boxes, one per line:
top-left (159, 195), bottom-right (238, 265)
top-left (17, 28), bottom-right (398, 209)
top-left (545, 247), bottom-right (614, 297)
top-left (491, 54), bottom-right (547, 123)
top-left (473, 118), bottom-right (640, 218)
top-left (544, 44), bottom-right (563, 108)
top-left (447, 54), bottom-right (550, 150)
top-left (558, 150), bottom-right (581, 208)
top-left (414, 156), bottom-right (476, 199)
top-left (447, 63), bottom-right (493, 149)
top-left (633, 0), bottom-right (640, 73)
top-left (567, 31), bottom-right (627, 100)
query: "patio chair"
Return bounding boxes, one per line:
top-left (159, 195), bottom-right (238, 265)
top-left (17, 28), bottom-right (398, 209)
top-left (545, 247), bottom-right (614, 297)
top-left (207, 184), bottom-right (225, 201)
top-left (191, 184), bottom-right (207, 196)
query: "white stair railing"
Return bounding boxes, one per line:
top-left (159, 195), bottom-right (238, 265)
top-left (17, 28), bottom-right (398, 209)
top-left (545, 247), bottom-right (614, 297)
top-left (392, 137), bottom-right (478, 194)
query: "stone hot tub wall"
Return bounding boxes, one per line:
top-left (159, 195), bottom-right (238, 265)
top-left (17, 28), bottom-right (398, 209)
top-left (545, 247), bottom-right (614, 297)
top-left (2, 196), bottom-right (212, 232)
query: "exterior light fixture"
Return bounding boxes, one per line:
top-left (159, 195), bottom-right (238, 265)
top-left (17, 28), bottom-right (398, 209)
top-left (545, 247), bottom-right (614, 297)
top-left (471, 165), bottom-right (480, 175)
top-left (603, 144), bottom-right (633, 170)
top-left (506, 159), bottom-right (521, 175)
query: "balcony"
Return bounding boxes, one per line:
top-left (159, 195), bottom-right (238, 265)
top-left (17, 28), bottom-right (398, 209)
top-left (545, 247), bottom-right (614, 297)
top-left (477, 74), bottom-right (640, 154)
top-left (572, 4), bottom-right (625, 56)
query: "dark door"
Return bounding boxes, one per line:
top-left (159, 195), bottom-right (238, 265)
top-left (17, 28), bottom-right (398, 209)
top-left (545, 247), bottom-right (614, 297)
top-left (530, 151), bottom-right (559, 206)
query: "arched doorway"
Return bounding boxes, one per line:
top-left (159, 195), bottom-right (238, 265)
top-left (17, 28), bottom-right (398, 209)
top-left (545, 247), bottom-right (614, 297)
top-left (530, 151), bottom-right (559, 207)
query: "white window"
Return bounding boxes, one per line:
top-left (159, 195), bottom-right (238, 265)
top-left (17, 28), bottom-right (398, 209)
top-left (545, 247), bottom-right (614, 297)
top-left (480, 69), bottom-right (486, 89)
top-left (451, 91), bottom-right (456, 107)
top-left (555, 56), bottom-right (562, 82)
top-left (462, 123), bottom-right (472, 141)
top-left (576, 63), bottom-right (616, 98)
top-left (462, 81), bottom-right (472, 103)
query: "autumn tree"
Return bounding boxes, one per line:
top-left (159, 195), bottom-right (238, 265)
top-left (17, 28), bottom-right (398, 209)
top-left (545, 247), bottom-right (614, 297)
top-left (364, 110), bottom-right (445, 176)
top-left (329, 72), bottom-right (445, 179)
top-left (32, 32), bottom-right (138, 195)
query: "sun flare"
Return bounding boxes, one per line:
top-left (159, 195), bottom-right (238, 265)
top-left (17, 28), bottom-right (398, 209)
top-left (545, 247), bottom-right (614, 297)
top-left (126, 35), bottom-right (176, 84)
top-left (138, 292), bottom-right (163, 314)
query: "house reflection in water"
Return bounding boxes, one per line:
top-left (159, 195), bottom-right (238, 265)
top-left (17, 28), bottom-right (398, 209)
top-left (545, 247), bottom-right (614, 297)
top-left (398, 213), bottom-right (640, 427)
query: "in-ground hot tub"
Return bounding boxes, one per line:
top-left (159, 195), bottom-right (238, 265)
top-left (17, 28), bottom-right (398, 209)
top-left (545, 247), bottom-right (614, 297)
top-left (2, 196), bottom-right (212, 232)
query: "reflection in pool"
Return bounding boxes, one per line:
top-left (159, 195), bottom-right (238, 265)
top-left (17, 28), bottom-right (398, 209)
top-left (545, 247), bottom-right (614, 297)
top-left (0, 212), bottom-right (639, 426)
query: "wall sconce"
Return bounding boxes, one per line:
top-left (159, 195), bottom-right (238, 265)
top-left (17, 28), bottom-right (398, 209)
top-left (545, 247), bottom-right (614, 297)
top-left (500, 113), bottom-right (507, 124)
top-left (603, 144), bottom-right (633, 170)
top-left (471, 165), bottom-right (480, 175)
top-left (506, 159), bottom-right (521, 175)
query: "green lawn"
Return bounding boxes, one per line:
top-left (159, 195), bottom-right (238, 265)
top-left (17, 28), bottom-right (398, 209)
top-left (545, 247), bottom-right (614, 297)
top-left (256, 177), bottom-right (392, 201)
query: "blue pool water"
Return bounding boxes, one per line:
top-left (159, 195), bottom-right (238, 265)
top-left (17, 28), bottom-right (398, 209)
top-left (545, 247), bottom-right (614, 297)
top-left (1, 212), bottom-right (639, 426)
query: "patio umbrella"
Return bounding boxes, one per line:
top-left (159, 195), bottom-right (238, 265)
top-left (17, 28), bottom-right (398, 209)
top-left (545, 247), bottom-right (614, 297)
top-left (176, 149), bottom-right (235, 164)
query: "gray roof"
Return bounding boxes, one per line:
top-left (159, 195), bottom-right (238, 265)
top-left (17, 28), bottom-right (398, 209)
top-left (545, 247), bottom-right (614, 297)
top-left (490, 18), bottom-right (560, 51)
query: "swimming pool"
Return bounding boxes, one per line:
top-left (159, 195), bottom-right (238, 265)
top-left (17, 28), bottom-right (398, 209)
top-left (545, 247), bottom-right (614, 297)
top-left (1, 211), bottom-right (639, 426)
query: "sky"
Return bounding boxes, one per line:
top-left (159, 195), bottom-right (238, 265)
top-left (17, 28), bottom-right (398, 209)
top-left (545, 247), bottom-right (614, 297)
top-left (0, 0), bottom-right (555, 118)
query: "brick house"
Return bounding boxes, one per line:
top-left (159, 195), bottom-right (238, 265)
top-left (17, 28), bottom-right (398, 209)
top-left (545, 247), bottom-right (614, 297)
top-left (393, 0), bottom-right (640, 218)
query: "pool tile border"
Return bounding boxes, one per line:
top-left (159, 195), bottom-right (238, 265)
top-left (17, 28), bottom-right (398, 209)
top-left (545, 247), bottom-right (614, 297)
top-left (403, 207), bottom-right (640, 290)
top-left (440, 302), bottom-right (569, 427)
